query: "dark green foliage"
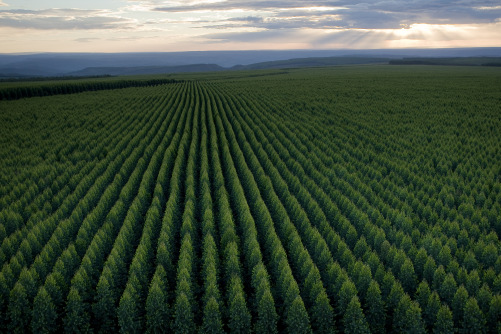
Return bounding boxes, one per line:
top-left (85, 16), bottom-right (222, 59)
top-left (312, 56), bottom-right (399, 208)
top-left (254, 289), bottom-right (278, 334)
top-left (415, 280), bottom-right (431, 309)
top-left (393, 294), bottom-right (426, 334)
top-left (354, 237), bottom-right (369, 259)
top-left (424, 292), bottom-right (441, 330)
top-left (423, 258), bottom-right (437, 285)
top-left (286, 296), bottom-right (313, 334)
top-left (0, 78), bottom-right (181, 100)
top-left (481, 243), bottom-right (498, 268)
top-left (228, 282), bottom-right (251, 334)
top-left (338, 280), bottom-right (358, 315)
top-left (387, 282), bottom-right (405, 312)
top-left (64, 288), bottom-right (91, 334)
top-left (145, 267), bottom-right (170, 334)
top-left (399, 258), bottom-right (417, 294)
top-left (439, 274), bottom-right (457, 305)
top-left (352, 263), bottom-right (372, 298)
top-left (117, 288), bottom-right (141, 334)
top-left (311, 291), bottom-right (336, 334)
top-left (414, 249), bottom-right (428, 279)
top-left (1, 66), bottom-right (500, 333)
top-left (202, 297), bottom-right (224, 334)
top-left (433, 305), bottom-right (454, 334)
top-left (463, 252), bottom-right (478, 271)
top-left (93, 277), bottom-right (117, 334)
top-left (461, 298), bottom-right (486, 334)
top-left (438, 246), bottom-right (452, 268)
top-left (452, 286), bottom-right (469, 326)
top-left (433, 266), bottom-right (447, 291)
top-left (466, 270), bottom-right (481, 297)
top-left (488, 295), bottom-right (501, 334)
top-left (477, 284), bottom-right (492, 315)
top-left (32, 287), bottom-right (57, 334)
top-left (364, 281), bottom-right (385, 334)
top-left (343, 296), bottom-right (370, 334)
top-left (173, 292), bottom-right (195, 334)
top-left (8, 283), bottom-right (31, 334)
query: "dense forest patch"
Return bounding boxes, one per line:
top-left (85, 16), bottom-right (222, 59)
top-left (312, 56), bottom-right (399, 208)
top-left (1, 65), bottom-right (500, 333)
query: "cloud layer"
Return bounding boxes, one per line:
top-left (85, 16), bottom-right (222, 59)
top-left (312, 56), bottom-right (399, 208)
top-left (0, 8), bottom-right (134, 30)
top-left (0, 0), bottom-right (500, 52)
top-left (154, 0), bottom-right (501, 29)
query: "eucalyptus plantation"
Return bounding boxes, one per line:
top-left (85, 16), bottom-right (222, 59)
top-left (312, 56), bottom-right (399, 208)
top-left (1, 65), bottom-right (500, 333)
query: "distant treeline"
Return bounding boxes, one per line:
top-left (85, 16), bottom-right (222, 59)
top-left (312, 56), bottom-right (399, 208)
top-left (0, 74), bottom-right (114, 83)
top-left (0, 78), bottom-right (182, 101)
top-left (389, 57), bottom-right (501, 67)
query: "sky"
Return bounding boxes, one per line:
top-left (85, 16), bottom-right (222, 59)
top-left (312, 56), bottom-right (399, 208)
top-left (0, 0), bottom-right (500, 53)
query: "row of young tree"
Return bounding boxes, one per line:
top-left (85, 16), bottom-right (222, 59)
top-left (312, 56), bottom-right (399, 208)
top-left (0, 67), bottom-right (500, 333)
top-left (212, 70), bottom-right (500, 333)
top-left (0, 78), bottom-right (181, 100)
top-left (0, 83), bottom-right (187, 332)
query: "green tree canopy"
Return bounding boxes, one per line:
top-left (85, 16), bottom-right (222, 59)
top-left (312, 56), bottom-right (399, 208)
top-left (461, 297), bottom-right (486, 334)
top-left (393, 294), bottom-right (426, 334)
top-left (32, 286), bottom-right (57, 334)
top-left (286, 296), bottom-right (312, 334)
top-left (343, 296), bottom-right (369, 334)
top-left (433, 305), bottom-right (454, 334)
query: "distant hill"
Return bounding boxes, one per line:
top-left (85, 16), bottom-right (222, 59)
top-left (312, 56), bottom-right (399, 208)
top-left (67, 64), bottom-right (225, 76)
top-left (390, 57), bottom-right (501, 66)
top-left (1, 48), bottom-right (501, 78)
top-left (232, 56), bottom-right (389, 70)
top-left (65, 57), bottom-right (389, 77)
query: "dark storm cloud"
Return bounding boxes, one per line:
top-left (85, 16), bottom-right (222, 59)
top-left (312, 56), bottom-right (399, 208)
top-left (155, 0), bottom-right (501, 29)
top-left (0, 8), bottom-right (134, 30)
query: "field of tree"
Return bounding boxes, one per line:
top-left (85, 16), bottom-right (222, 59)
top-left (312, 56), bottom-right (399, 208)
top-left (0, 65), bottom-right (500, 333)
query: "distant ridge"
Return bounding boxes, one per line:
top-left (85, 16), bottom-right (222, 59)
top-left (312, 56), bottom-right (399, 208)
top-left (65, 57), bottom-right (389, 77)
top-left (1, 48), bottom-right (501, 78)
top-left (389, 57), bottom-right (501, 66)
top-left (67, 64), bottom-right (225, 76)
top-left (231, 56), bottom-right (389, 70)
